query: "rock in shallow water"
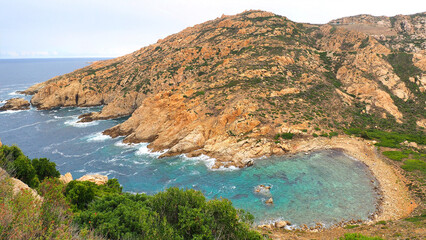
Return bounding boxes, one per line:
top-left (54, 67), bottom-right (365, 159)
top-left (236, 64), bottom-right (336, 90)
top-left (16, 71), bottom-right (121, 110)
top-left (0, 98), bottom-right (30, 111)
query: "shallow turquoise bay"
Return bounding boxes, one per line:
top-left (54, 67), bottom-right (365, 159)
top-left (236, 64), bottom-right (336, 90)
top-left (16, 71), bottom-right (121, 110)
top-left (0, 59), bottom-right (379, 227)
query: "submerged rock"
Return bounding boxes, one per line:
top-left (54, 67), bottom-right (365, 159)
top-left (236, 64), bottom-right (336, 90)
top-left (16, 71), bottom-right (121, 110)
top-left (255, 184), bottom-right (272, 197)
top-left (0, 98), bottom-right (30, 111)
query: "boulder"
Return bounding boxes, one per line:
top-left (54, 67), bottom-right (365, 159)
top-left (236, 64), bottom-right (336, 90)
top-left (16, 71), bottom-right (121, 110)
top-left (0, 98), bottom-right (30, 111)
top-left (77, 174), bottom-right (108, 185)
top-left (257, 224), bottom-right (273, 230)
top-left (59, 172), bottom-right (73, 184)
top-left (275, 220), bottom-right (291, 228)
top-left (10, 177), bottom-right (43, 202)
top-left (265, 197), bottom-right (274, 204)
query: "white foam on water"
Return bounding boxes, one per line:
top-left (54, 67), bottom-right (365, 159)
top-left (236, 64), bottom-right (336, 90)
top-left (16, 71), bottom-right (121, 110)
top-left (8, 91), bottom-right (22, 96)
top-left (86, 132), bottom-right (111, 142)
top-left (76, 169), bottom-right (87, 173)
top-left (114, 140), bottom-right (138, 149)
top-left (64, 116), bottom-right (99, 128)
top-left (180, 154), bottom-right (241, 172)
top-left (0, 109), bottom-right (25, 115)
top-left (135, 143), bottom-right (167, 157)
top-left (52, 149), bottom-right (92, 158)
top-left (180, 154), bottom-right (216, 169)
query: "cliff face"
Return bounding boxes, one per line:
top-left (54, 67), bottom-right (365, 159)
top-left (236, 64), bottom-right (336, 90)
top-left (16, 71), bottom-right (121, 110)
top-left (25, 10), bottom-right (425, 167)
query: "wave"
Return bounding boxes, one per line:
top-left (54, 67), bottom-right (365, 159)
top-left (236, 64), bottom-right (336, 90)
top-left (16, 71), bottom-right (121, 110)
top-left (0, 119), bottom-right (56, 133)
top-left (113, 140), bottom-right (166, 159)
top-left (0, 109), bottom-right (25, 115)
top-left (86, 132), bottom-right (111, 142)
top-left (52, 145), bottom-right (104, 158)
top-left (180, 154), bottom-right (239, 172)
top-left (52, 149), bottom-right (93, 158)
top-left (8, 91), bottom-right (23, 96)
top-left (64, 116), bottom-right (99, 128)
top-left (135, 143), bottom-right (167, 157)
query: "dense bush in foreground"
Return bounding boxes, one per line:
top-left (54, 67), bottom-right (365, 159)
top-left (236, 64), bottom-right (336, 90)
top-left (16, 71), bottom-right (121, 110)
top-left (74, 187), bottom-right (261, 239)
top-left (0, 145), bottom-right (60, 187)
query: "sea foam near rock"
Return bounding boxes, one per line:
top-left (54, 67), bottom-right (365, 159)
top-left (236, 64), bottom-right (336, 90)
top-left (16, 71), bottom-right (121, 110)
top-left (64, 116), bottom-right (99, 128)
top-left (86, 132), bottom-right (111, 142)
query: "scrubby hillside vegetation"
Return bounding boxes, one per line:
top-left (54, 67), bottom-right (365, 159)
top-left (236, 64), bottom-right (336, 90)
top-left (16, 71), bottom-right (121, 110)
top-left (23, 10), bottom-right (425, 168)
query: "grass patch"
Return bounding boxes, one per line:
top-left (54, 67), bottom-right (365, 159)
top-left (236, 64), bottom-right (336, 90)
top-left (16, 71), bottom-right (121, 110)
top-left (344, 128), bottom-right (425, 148)
top-left (339, 233), bottom-right (383, 240)
top-left (401, 159), bottom-right (426, 173)
top-left (343, 224), bottom-right (359, 229)
top-left (382, 151), bottom-right (408, 161)
top-left (404, 212), bottom-right (426, 224)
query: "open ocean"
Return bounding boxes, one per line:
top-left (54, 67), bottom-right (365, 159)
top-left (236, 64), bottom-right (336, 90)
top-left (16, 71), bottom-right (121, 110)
top-left (0, 58), bottom-right (379, 227)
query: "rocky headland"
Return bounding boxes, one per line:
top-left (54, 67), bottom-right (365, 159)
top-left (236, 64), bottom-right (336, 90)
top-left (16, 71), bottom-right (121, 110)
top-left (22, 10), bottom-right (425, 168)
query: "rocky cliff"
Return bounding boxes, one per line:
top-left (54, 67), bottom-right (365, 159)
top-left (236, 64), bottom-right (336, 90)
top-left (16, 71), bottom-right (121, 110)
top-left (24, 10), bottom-right (425, 167)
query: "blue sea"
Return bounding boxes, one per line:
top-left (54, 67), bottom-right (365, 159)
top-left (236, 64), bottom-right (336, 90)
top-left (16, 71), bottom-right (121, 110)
top-left (0, 58), bottom-right (379, 227)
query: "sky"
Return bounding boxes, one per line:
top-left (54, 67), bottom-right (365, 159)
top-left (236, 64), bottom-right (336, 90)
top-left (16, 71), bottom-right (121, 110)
top-left (1, 0), bottom-right (424, 58)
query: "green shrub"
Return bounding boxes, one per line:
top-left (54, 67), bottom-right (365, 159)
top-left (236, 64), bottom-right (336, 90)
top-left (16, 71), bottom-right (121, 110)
top-left (75, 187), bottom-right (262, 240)
top-left (329, 132), bottom-right (338, 137)
top-left (0, 145), bottom-right (60, 188)
top-left (281, 132), bottom-right (294, 139)
top-left (65, 181), bottom-right (96, 210)
top-left (32, 158), bottom-right (60, 182)
top-left (13, 155), bottom-right (38, 188)
top-left (313, 133), bottom-right (319, 137)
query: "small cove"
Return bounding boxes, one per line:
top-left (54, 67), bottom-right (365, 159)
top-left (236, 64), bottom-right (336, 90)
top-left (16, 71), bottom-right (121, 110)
top-left (0, 58), bottom-right (380, 227)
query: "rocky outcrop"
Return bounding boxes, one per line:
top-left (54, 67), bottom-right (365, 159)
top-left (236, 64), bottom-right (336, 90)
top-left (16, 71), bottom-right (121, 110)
top-left (59, 172), bottom-right (73, 184)
top-left (77, 174), bottom-right (108, 185)
top-left (329, 12), bottom-right (425, 53)
top-left (10, 177), bottom-right (43, 202)
top-left (0, 98), bottom-right (30, 111)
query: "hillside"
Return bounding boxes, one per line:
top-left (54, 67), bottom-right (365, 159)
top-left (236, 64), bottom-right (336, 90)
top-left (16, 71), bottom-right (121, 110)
top-left (23, 10), bottom-right (425, 167)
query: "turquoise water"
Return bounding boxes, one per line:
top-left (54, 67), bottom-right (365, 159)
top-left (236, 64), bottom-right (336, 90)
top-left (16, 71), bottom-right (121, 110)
top-left (0, 59), bottom-right (379, 227)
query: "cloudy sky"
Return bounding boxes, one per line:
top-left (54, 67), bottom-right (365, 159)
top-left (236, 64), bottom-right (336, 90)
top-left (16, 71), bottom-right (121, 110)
top-left (1, 0), bottom-right (424, 58)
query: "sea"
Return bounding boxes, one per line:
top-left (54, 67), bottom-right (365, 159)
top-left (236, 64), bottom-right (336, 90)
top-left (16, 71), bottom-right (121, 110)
top-left (0, 58), bottom-right (379, 227)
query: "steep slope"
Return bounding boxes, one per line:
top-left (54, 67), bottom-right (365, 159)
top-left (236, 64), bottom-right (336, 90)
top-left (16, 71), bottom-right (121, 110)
top-left (24, 10), bottom-right (425, 167)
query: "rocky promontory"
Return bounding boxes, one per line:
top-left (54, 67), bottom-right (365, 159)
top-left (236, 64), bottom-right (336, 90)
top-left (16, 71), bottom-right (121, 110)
top-left (0, 98), bottom-right (30, 111)
top-left (22, 10), bottom-right (425, 167)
